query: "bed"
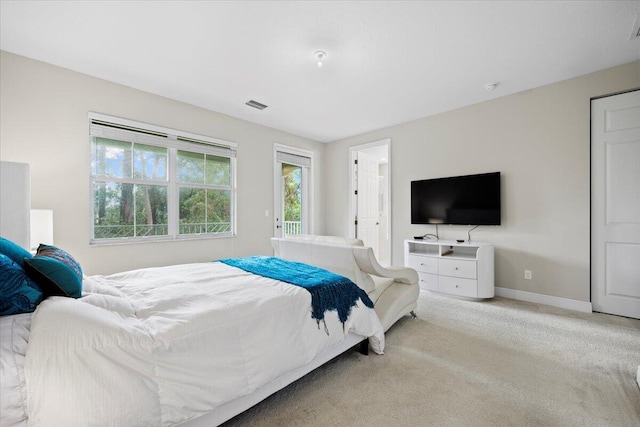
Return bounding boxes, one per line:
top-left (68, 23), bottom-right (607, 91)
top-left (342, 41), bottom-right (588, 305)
top-left (0, 161), bottom-right (419, 427)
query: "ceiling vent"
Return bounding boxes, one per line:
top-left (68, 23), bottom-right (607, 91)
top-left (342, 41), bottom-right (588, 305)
top-left (246, 100), bottom-right (268, 110)
top-left (631, 14), bottom-right (640, 39)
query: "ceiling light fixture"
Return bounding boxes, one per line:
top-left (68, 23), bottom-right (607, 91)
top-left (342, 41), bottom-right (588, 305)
top-left (314, 51), bottom-right (327, 68)
top-left (484, 82), bottom-right (499, 92)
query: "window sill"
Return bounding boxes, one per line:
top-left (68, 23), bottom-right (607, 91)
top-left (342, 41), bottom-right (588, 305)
top-left (89, 233), bottom-right (236, 247)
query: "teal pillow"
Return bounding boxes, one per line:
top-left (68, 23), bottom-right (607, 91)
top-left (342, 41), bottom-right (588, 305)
top-left (24, 245), bottom-right (82, 298)
top-left (35, 244), bottom-right (83, 279)
top-left (0, 254), bottom-right (43, 315)
top-left (0, 237), bottom-right (32, 268)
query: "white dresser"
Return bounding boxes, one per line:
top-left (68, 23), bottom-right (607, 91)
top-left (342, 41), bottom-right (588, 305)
top-left (404, 239), bottom-right (494, 299)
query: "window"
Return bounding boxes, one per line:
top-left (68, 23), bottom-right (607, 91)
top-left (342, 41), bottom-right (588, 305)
top-left (89, 114), bottom-right (236, 244)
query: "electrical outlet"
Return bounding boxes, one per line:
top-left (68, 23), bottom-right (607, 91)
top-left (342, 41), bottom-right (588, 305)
top-left (524, 270), bottom-right (532, 280)
top-left (264, 209), bottom-right (269, 217)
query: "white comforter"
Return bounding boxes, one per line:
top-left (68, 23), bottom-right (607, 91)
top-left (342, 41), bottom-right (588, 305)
top-left (24, 262), bottom-right (384, 427)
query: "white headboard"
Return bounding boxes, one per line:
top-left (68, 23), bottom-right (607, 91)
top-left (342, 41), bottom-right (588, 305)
top-left (0, 161), bottom-right (30, 250)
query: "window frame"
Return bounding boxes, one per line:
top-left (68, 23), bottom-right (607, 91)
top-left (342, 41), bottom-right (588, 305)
top-left (89, 112), bottom-right (237, 245)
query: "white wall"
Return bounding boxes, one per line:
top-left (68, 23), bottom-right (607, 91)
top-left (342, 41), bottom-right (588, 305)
top-left (325, 61), bottom-right (640, 302)
top-left (0, 51), bottom-right (325, 275)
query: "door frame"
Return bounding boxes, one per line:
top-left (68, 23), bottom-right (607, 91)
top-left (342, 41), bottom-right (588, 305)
top-left (273, 143), bottom-right (314, 238)
top-left (349, 138), bottom-right (391, 264)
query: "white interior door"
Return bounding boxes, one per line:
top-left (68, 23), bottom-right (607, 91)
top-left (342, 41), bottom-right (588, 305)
top-left (591, 90), bottom-right (640, 319)
top-left (356, 151), bottom-right (380, 255)
top-left (349, 139), bottom-right (391, 266)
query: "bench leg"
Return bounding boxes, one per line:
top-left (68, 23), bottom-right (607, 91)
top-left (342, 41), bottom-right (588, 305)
top-left (358, 338), bottom-right (369, 355)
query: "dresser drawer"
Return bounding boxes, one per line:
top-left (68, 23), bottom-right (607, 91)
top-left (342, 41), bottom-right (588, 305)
top-left (407, 254), bottom-right (438, 274)
top-left (438, 276), bottom-right (477, 298)
top-left (418, 272), bottom-right (438, 291)
top-left (438, 258), bottom-right (477, 279)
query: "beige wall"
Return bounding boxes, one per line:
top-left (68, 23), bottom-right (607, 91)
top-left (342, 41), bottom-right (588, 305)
top-left (325, 61), bottom-right (640, 302)
top-left (3, 49), bottom-right (638, 301)
top-left (0, 51), bottom-right (325, 275)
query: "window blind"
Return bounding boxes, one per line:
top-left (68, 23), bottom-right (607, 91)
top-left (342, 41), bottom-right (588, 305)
top-left (276, 151), bottom-right (311, 167)
top-left (90, 119), bottom-right (237, 158)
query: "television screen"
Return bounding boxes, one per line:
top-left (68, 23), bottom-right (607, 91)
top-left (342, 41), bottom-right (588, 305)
top-left (411, 172), bottom-right (501, 225)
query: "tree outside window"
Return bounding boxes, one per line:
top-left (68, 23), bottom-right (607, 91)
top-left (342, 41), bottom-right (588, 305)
top-left (282, 163), bottom-right (301, 235)
top-left (90, 129), bottom-right (235, 242)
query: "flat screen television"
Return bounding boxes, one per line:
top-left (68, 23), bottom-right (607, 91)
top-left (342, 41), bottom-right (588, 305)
top-left (411, 172), bottom-right (501, 225)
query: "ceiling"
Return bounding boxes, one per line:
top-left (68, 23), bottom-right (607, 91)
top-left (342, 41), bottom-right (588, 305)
top-left (1, 1), bottom-right (639, 143)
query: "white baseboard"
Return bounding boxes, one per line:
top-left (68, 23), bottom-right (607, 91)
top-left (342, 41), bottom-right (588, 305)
top-left (495, 287), bottom-right (593, 313)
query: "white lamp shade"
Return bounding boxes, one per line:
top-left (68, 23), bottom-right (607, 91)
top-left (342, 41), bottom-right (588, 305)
top-left (30, 209), bottom-right (53, 253)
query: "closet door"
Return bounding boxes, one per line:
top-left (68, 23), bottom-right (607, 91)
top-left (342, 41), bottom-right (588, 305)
top-left (591, 90), bottom-right (640, 318)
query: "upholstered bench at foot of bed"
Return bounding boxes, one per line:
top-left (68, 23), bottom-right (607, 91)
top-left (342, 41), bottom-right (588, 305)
top-left (271, 235), bottom-right (419, 333)
top-left (370, 276), bottom-right (419, 331)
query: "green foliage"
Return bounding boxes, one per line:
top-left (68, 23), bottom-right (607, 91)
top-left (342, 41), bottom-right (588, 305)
top-left (283, 165), bottom-right (301, 221)
top-left (93, 139), bottom-right (232, 238)
top-left (179, 188), bottom-right (230, 223)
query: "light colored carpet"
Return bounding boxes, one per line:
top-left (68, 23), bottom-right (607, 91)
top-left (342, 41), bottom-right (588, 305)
top-left (224, 293), bottom-right (640, 426)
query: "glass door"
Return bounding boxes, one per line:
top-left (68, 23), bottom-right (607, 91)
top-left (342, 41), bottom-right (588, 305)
top-left (274, 146), bottom-right (312, 238)
top-left (280, 163), bottom-right (303, 237)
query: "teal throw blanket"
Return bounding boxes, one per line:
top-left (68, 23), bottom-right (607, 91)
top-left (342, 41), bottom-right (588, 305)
top-left (219, 256), bottom-right (374, 327)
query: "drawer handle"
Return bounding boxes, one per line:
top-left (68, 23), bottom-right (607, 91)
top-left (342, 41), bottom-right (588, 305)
top-left (455, 285), bottom-right (459, 288)
top-left (455, 267), bottom-right (459, 270)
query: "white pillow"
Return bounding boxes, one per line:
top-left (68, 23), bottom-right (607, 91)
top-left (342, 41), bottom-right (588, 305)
top-left (0, 313), bottom-right (31, 427)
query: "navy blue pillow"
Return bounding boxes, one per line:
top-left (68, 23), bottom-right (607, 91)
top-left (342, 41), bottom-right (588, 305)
top-left (24, 244), bottom-right (82, 298)
top-left (0, 254), bottom-right (44, 315)
top-left (0, 237), bottom-right (32, 268)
